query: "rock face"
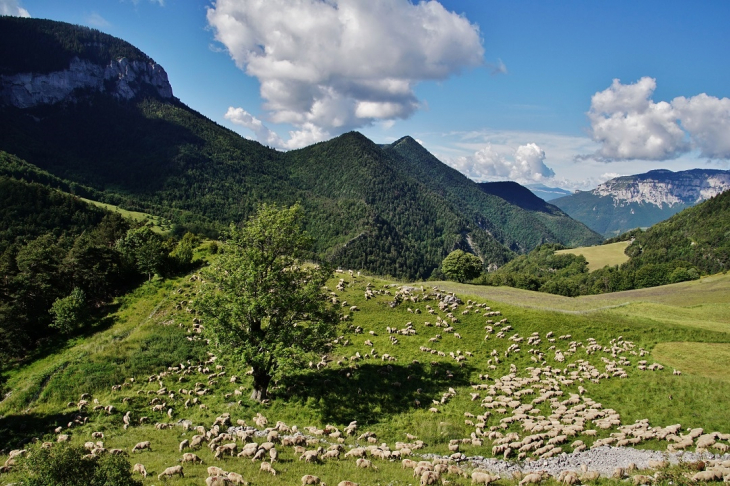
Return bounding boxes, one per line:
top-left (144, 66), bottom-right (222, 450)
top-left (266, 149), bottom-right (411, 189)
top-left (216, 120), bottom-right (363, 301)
top-left (592, 169), bottom-right (730, 207)
top-left (552, 169), bottom-right (730, 236)
top-left (0, 56), bottom-right (173, 108)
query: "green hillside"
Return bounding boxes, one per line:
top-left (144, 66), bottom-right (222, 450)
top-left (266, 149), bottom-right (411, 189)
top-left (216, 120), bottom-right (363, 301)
top-left (0, 269), bottom-right (728, 484)
top-left (480, 190), bottom-right (730, 296)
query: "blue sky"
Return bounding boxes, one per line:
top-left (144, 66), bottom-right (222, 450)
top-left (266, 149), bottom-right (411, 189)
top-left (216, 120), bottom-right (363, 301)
top-left (4, 0), bottom-right (730, 189)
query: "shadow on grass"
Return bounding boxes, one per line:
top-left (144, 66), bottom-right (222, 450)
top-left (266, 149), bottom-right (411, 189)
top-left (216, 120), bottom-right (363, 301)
top-left (0, 410), bottom-right (84, 451)
top-left (277, 360), bottom-right (473, 425)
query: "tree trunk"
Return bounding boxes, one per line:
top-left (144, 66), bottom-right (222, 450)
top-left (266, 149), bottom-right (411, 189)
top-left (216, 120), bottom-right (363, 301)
top-left (250, 369), bottom-right (271, 402)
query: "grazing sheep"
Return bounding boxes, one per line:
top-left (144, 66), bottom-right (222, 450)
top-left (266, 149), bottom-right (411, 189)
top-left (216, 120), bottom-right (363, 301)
top-left (226, 471), bottom-right (248, 485)
top-left (580, 471), bottom-right (600, 482)
top-left (181, 452), bottom-right (203, 464)
top-left (519, 472), bottom-right (548, 486)
top-left (472, 471), bottom-right (498, 484)
top-left (356, 458), bottom-right (377, 469)
top-left (179, 439), bottom-right (189, 452)
top-left (337, 482), bottom-right (359, 486)
top-left (302, 474), bottom-right (325, 485)
top-left (260, 461), bottom-right (277, 475)
top-left (132, 463), bottom-right (147, 478)
top-left (132, 441), bottom-right (151, 453)
top-left (691, 470), bottom-right (722, 482)
top-left (207, 466), bottom-right (228, 477)
top-left (157, 465), bottom-right (184, 480)
top-left (206, 476), bottom-right (232, 486)
top-left (421, 470), bottom-right (440, 485)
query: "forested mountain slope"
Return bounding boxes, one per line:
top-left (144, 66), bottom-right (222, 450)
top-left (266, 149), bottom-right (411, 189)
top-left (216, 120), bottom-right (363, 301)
top-left (0, 17), bottom-right (600, 279)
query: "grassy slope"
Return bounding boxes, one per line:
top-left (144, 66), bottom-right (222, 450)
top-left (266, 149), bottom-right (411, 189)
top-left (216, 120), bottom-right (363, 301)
top-left (79, 197), bottom-right (171, 234)
top-left (1, 272), bottom-right (729, 484)
top-left (556, 241), bottom-right (631, 272)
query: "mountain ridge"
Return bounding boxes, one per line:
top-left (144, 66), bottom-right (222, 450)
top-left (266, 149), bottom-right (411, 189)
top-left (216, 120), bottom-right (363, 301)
top-left (553, 168), bottom-right (730, 236)
top-left (0, 17), bottom-right (602, 279)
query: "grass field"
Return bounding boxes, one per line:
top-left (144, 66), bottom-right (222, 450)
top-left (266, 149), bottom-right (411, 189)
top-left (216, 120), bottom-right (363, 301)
top-left (556, 241), bottom-right (630, 271)
top-left (80, 197), bottom-right (172, 234)
top-left (1, 269), bottom-right (729, 485)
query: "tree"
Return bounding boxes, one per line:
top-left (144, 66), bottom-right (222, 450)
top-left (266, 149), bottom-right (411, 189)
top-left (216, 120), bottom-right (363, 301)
top-left (441, 249), bottom-right (483, 283)
top-left (49, 287), bottom-right (87, 334)
top-left (195, 204), bottom-right (340, 402)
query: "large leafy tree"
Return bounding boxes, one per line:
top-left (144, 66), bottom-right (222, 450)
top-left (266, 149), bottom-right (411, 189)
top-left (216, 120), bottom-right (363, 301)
top-left (441, 249), bottom-right (483, 283)
top-left (195, 204), bottom-right (340, 402)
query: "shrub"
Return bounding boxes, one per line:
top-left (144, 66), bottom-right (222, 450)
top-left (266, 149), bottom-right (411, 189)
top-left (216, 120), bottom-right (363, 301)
top-left (18, 443), bottom-right (142, 486)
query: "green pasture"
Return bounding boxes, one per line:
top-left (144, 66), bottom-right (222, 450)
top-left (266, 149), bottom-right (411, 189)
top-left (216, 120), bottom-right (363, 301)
top-left (1, 270), bottom-right (729, 485)
top-left (80, 197), bottom-right (172, 234)
top-left (556, 241), bottom-right (630, 271)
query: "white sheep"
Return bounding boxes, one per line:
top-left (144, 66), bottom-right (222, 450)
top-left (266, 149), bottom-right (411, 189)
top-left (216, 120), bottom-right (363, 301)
top-left (157, 465), bottom-right (184, 480)
top-left (260, 461), bottom-right (277, 475)
top-left (132, 463), bottom-right (147, 478)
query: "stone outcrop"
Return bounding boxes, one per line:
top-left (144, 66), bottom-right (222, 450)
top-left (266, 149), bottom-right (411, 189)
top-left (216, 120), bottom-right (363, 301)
top-left (592, 169), bottom-right (730, 208)
top-left (0, 56), bottom-right (173, 108)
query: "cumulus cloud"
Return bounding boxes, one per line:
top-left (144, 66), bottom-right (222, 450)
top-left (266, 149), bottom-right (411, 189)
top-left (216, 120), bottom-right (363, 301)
top-left (224, 107), bottom-right (284, 148)
top-left (673, 94), bottom-right (730, 159)
top-left (0, 0), bottom-right (30, 17)
top-left (587, 77), bottom-right (687, 161)
top-left (207, 0), bottom-right (484, 148)
top-left (585, 77), bottom-right (730, 161)
top-left (450, 143), bottom-right (555, 183)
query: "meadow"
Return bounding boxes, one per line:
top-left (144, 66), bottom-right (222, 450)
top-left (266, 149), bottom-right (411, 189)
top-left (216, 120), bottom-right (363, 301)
top-left (555, 241), bottom-right (631, 271)
top-left (1, 268), bottom-right (728, 485)
top-left (80, 197), bottom-right (172, 234)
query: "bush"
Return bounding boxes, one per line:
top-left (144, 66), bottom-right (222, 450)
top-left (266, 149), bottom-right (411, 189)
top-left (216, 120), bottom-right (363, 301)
top-left (18, 443), bottom-right (142, 486)
top-left (48, 287), bottom-right (87, 334)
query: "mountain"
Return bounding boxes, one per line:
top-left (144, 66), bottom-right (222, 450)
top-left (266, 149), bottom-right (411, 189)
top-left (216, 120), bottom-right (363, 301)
top-left (0, 17), bottom-right (602, 279)
top-left (552, 169), bottom-right (730, 236)
top-left (525, 183), bottom-right (572, 201)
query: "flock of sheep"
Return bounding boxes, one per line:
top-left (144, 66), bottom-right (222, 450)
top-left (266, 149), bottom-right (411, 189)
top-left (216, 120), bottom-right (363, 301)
top-left (2, 272), bottom-right (729, 485)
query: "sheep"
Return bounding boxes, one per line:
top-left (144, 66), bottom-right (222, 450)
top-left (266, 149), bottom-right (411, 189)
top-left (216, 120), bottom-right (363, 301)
top-left (207, 466), bottom-right (228, 477)
top-left (302, 474), bottom-right (325, 485)
top-left (206, 476), bottom-right (232, 486)
top-left (132, 463), bottom-right (147, 478)
top-left (132, 441), bottom-right (151, 453)
top-left (356, 458), bottom-right (377, 469)
top-left (421, 470), bottom-right (440, 485)
top-left (158, 465), bottom-right (184, 480)
top-left (181, 452), bottom-right (203, 464)
top-left (580, 471), bottom-right (600, 482)
top-left (472, 471), bottom-right (499, 484)
top-left (260, 461), bottom-right (277, 475)
top-left (691, 470), bottom-right (723, 482)
top-left (226, 471), bottom-right (249, 485)
top-left (519, 472), bottom-right (548, 486)
top-left (338, 482), bottom-right (359, 486)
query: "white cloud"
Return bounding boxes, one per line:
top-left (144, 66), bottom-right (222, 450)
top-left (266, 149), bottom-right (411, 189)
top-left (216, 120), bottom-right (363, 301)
top-left (449, 142), bottom-right (555, 184)
top-left (224, 107), bottom-right (284, 148)
top-left (0, 0), bottom-right (30, 17)
top-left (486, 58), bottom-right (507, 76)
top-left (86, 13), bottom-right (111, 28)
top-left (585, 77), bottom-right (730, 161)
top-left (673, 94), bottom-right (730, 159)
top-left (207, 0), bottom-right (484, 148)
top-left (587, 77), bottom-right (687, 161)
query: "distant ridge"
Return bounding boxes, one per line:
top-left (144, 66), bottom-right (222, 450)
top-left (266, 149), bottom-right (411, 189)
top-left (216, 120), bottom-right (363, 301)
top-left (525, 183), bottom-right (572, 201)
top-left (553, 168), bottom-right (730, 236)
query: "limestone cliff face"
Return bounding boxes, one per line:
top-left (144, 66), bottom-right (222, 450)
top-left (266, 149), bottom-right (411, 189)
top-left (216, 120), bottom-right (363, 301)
top-left (0, 56), bottom-right (173, 108)
top-left (592, 169), bottom-right (730, 208)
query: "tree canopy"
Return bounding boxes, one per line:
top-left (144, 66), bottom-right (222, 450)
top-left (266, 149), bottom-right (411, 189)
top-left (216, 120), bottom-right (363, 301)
top-left (441, 249), bottom-right (483, 283)
top-left (195, 204), bottom-right (340, 401)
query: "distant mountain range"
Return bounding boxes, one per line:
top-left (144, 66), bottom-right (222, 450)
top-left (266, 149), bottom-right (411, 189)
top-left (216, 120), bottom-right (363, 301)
top-left (552, 169), bottom-right (730, 236)
top-left (525, 183), bottom-right (573, 201)
top-left (0, 17), bottom-right (602, 280)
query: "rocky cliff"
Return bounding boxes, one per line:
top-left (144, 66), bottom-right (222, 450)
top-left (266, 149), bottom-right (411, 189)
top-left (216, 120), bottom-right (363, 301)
top-left (552, 168), bottom-right (730, 236)
top-left (593, 169), bottom-right (730, 207)
top-left (0, 56), bottom-right (173, 108)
